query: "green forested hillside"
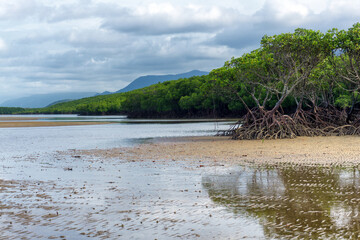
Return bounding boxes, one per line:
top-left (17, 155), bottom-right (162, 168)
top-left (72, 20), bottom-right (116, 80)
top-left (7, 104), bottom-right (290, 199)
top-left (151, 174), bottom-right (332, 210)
top-left (27, 75), bottom-right (248, 117)
top-left (28, 93), bottom-right (127, 115)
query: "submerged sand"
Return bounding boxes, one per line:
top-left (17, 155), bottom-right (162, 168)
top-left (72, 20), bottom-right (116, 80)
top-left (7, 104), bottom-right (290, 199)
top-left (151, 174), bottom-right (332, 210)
top-left (74, 135), bottom-right (360, 166)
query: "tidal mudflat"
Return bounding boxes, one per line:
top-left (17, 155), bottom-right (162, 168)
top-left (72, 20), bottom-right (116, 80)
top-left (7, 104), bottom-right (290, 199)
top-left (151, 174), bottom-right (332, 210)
top-left (1, 150), bottom-right (264, 239)
top-left (3, 148), bottom-right (360, 239)
top-left (66, 135), bottom-right (360, 239)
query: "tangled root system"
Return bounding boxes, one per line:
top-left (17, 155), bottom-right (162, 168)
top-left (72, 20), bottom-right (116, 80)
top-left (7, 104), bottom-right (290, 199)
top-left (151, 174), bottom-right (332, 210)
top-left (220, 107), bottom-right (360, 140)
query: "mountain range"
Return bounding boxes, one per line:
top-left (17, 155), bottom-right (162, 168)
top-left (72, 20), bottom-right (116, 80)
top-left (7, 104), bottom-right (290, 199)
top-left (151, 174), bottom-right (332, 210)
top-left (0, 92), bottom-right (97, 108)
top-left (97, 70), bottom-right (208, 95)
top-left (0, 70), bottom-right (208, 108)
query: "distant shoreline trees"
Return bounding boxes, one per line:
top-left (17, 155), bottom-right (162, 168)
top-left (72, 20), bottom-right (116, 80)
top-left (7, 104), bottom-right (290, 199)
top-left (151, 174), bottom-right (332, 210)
top-left (0, 107), bottom-right (25, 114)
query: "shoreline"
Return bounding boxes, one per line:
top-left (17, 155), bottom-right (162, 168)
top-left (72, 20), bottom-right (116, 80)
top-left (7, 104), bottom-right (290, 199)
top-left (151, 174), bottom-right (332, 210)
top-left (71, 135), bottom-right (360, 167)
top-left (0, 117), bottom-right (40, 120)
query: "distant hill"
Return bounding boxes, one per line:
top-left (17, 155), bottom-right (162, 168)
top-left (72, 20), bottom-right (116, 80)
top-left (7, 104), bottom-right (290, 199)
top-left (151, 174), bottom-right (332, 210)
top-left (97, 70), bottom-right (208, 95)
top-left (46, 99), bottom-right (73, 107)
top-left (0, 92), bottom-right (97, 108)
top-left (117, 70), bottom-right (208, 93)
top-left (2, 71), bottom-right (209, 108)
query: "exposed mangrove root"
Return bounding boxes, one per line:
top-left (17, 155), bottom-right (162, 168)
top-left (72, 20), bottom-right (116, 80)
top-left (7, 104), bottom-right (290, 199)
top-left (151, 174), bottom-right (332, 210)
top-left (222, 107), bottom-right (360, 140)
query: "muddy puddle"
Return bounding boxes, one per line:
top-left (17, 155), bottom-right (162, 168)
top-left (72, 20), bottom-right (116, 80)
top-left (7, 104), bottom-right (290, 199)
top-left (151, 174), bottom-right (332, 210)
top-left (2, 150), bottom-right (360, 239)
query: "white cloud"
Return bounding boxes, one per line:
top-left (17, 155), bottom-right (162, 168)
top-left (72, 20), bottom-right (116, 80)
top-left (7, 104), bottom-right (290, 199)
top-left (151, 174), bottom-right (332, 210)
top-left (274, 0), bottom-right (310, 18)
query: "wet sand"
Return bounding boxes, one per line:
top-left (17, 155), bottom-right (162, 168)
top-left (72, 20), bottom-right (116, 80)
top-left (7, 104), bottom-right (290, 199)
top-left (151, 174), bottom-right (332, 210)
top-left (0, 121), bottom-right (112, 128)
top-left (75, 135), bottom-right (360, 166)
top-left (2, 150), bottom-right (250, 239)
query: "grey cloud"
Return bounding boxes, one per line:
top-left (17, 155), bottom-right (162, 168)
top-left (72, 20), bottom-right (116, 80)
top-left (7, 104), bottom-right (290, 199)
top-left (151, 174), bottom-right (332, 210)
top-left (212, 25), bottom-right (263, 50)
top-left (100, 5), bottom-right (237, 36)
top-left (212, 0), bottom-right (360, 50)
top-left (101, 16), bottom-right (223, 35)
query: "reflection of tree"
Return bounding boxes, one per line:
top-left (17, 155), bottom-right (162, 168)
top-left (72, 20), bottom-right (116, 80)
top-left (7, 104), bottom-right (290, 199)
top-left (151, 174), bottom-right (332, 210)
top-left (202, 166), bottom-right (360, 239)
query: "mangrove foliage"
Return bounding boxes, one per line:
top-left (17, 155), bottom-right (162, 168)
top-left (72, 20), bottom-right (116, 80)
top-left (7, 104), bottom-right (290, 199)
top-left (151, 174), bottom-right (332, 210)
top-left (215, 23), bottom-right (360, 139)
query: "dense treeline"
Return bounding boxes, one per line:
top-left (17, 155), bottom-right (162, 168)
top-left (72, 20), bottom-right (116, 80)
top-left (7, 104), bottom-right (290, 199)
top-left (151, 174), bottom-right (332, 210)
top-left (0, 107), bottom-right (26, 114)
top-left (119, 75), bottom-right (242, 118)
top-left (25, 93), bottom-right (126, 115)
top-left (52, 93), bottom-right (125, 115)
top-left (25, 75), bottom-right (253, 117)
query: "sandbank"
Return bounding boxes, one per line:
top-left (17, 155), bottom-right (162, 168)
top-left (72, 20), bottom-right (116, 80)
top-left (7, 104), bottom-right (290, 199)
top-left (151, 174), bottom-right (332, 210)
top-left (0, 117), bottom-right (40, 120)
top-left (0, 121), bottom-right (112, 128)
top-left (74, 135), bottom-right (360, 166)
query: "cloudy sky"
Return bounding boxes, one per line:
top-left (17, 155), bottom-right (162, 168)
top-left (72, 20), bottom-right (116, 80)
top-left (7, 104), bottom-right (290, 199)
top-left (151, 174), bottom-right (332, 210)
top-left (0, 0), bottom-right (360, 102)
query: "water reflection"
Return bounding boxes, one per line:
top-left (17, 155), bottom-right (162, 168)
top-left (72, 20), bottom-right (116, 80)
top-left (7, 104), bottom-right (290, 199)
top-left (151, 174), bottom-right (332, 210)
top-left (202, 166), bottom-right (360, 239)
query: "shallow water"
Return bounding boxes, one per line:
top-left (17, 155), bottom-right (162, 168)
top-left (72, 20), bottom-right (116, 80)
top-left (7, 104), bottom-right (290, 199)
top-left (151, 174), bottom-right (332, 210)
top-left (1, 116), bottom-right (238, 239)
top-left (203, 165), bottom-right (360, 239)
top-left (0, 152), bottom-right (264, 239)
top-left (0, 115), bottom-right (230, 159)
top-left (4, 154), bottom-right (360, 239)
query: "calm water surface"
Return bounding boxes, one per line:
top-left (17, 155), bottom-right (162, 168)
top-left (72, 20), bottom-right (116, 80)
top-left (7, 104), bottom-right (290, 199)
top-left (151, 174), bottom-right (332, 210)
top-left (0, 115), bottom-right (230, 158)
top-left (203, 165), bottom-right (360, 239)
top-left (1, 115), bottom-right (360, 239)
